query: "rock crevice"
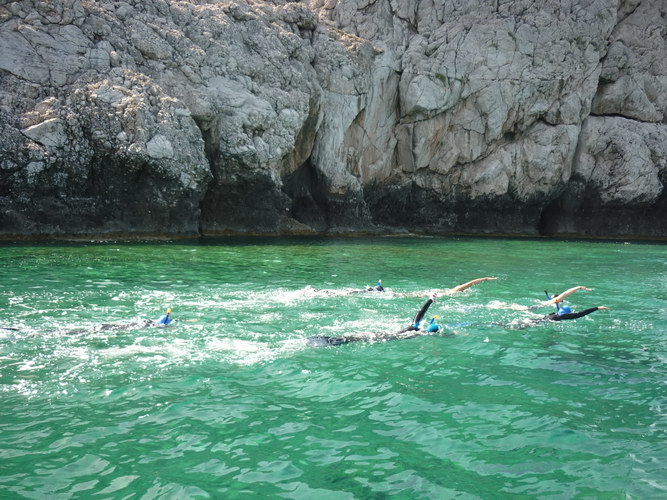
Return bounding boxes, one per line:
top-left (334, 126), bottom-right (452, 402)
top-left (0, 0), bottom-right (665, 239)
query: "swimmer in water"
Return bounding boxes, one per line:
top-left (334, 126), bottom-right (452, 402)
top-left (426, 315), bottom-right (441, 333)
top-left (354, 279), bottom-right (385, 293)
top-left (544, 304), bottom-right (610, 321)
top-left (396, 294), bottom-right (439, 333)
top-left (307, 294), bottom-right (441, 347)
top-left (156, 308), bottom-right (173, 327)
top-left (502, 299), bottom-right (610, 329)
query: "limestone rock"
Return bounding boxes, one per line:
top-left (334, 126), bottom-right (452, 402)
top-left (146, 134), bottom-right (174, 159)
top-left (0, 0), bottom-right (666, 239)
top-left (592, 0), bottom-right (667, 122)
top-left (21, 118), bottom-right (67, 148)
top-left (573, 117), bottom-right (664, 208)
top-left (540, 116), bottom-right (667, 237)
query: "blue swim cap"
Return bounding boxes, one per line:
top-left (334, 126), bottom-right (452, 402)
top-left (558, 305), bottom-right (572, 315)
top-left (426, 323), bottom-right (440, 333)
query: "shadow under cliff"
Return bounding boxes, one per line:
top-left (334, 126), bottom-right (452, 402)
top-left (539, 189), bottom-right (667, 239)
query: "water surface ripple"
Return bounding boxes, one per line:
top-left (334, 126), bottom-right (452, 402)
top-left (1, 237), bottom-right (666, 498)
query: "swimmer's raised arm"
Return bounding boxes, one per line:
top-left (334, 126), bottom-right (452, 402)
top-left (450, 277), bottom-right (498, 293)
top-left (393, 294), bottom-right (438, 333)
top-left (546, 286), bottom-right (592, 305)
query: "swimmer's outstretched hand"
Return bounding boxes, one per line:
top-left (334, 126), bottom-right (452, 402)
top-left (430, 293), bottom-right (437, 302)
top-left (450, 277), bottom-right (498, 293)
top-left (546, 285), bottom-right (593, 305)
top-left (597, 306), bottom-right (610, 310)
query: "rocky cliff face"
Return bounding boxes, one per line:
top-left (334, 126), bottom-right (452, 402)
top-left (1, 0), bottom-right (665, 239)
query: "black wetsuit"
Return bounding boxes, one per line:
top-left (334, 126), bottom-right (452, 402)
top-left (546, 307), bottom-right (601, 321)
top-left (397, 297), bottom-right (434, 332)
top-left (306, 297), bottom-right (435, 347)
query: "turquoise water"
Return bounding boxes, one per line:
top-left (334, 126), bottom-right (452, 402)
top-left (1, 236), bottom-right (666, 499)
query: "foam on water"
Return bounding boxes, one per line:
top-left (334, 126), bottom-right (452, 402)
top-left (1, 237), bottom-right (666, 498)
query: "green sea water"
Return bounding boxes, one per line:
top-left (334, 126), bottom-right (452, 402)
top-left (1, 236), bottom-right (666, 499)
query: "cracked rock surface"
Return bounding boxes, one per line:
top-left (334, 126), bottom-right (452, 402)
top-left (1, 0), bottom-right (665, 238)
